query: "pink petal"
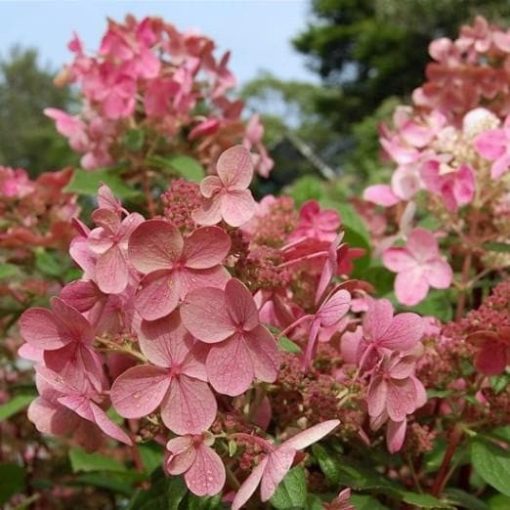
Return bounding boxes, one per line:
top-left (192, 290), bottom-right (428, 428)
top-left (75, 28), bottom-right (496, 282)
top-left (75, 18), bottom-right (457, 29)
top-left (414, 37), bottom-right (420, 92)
top-left (387, 419), bottom-right (407, 453)
top-left (161, 376), bottom-right (217, 434)
top-left (382, 248), bottom-right (416, 272)
top-left (180, 287), bottom-right (235, 343)
top-left (367, 377), bottom-right (388, 418)
top-left (206, 335), bottom-right (253, 396)
top-left (60, 280), bottom-right (103, 312)
top-left (282, 419), bottom-right (340, 450)
top-left (166, 436), bottom-right (195, 475)
top-left (183, 227), bottom-right (231, 269)
top-left (491, 155), bottom-right (510, 179)
top-left (340, 327), bottom-right (363, 364)
top-left (394, 268), bottom-right (430, 306)
top-left (386, 378), bottom-right (418, 421)
top-left (96, 246), bottom-right (129, 294)
top-left (225, 279), bottom-right (259, 331)
top-left (424, 259), bottom-right (453, 289)
top-left (260, 448), bottom-right (296, 502)
top-left (220, 190), bottom-right (256, 227)
top-left (110, 365), bottom-right (170, 418)
top-left (363, 299), bottom-right (394, 343)
top-left (89, 401), bottom-right (133, 445)
top-left (200, 175), bottom-right (222, 198)
top-left (51, 297), bottom-right (94, 344)
top-left (184, 443), bottom-right (226, 497)
top-left (318, 290), bottom-right (351, 327)
top-left (363, 185), bottom-right (399, 207)
top-left (244, 326), bottom-right (279, 383)
top-left (192, 197), bottom-right (223, 226)
top-left (232, 457), bottom-right (269, 510)
top-left (378, 312), bottom-right (424, 351)
top-left (406, 228), bottom-right (439, 260)
top-left (19, 308), bottom-right (65, 350)
top-left (91, 208), bottom-right (121, 232)
top-left (216, 145), bottom-right (253, 189)
top-left (475, 341), bottom-right (508, 375)
top-left (28, 397), bottom-right (77, 436)
top-left (128, 220), bottom-right (183, 273)
top-left (176, 266), bottom-right (230, 298)
top-left (135, 270), bottom-right (179, 321)
top-left (474, 129), bottom-right (506, 160)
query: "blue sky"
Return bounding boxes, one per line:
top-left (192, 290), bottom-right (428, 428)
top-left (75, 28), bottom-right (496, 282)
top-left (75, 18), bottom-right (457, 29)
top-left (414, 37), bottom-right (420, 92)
top-left (0, 0), bottom-right (318, 85)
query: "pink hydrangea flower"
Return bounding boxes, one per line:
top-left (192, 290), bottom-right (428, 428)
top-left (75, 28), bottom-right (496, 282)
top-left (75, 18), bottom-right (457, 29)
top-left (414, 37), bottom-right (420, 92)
top-left (180, 278), bottom-right (279, 396)
top-left (468, 328), bottom-right (510, 375)
top-left (111, 312), bottom-right (216, 435)
top-left (128, 220), bottom-right (231, 321)
top-left (382, 228), bottom-right (453, 306)
top-left (165, 432), bottom-right (225, 497)
top-left (421, 161), bottom-right (475, 211)
top-left (289, 200), bottom-right (341, 243)
top-left (475, 115), bottom-right (510, 179)
top-left (88, 208), bottom-right (144, 294)
top-left (341, 298), bottom-right (424, 369)
top-left (29, 366), bottom-right (132, 446)
top-left (19, 297), bottom-right (104, 388)
top-left (192, 145), bottom-right (256, 227)
top-left (231, 420), bottom-right (339, 510)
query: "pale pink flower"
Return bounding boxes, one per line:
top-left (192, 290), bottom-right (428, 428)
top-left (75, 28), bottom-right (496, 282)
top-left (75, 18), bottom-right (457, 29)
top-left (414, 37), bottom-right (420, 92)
top-left (88, 209), bottom-right (144, 294)
top-left (111, 312), bottom-right (216, 435)
top-left (192, 145), bottom-right (256, 227)
top-left (382, 228), bottom-right (453, 306)
top-left (475, 115), bottom-right (510, 179)
top-left (289, 200), bottom-right (341, 243)
top-left (180, 278), bottom-right (279, 396)
top-left (231, 420), bottom-right (339, 510)
top-left (44, 108), bottom-right (89, 152)
top-left (363, 184), bottom-right (400, 207)
top-left (128, 220), bottom-right (231, 321)
top-left (165, 432), bottom-right (225, 497)
top-left (421, 161), bottom-right (475, 211)
top-left (341, 299), bottom-right (424, 368)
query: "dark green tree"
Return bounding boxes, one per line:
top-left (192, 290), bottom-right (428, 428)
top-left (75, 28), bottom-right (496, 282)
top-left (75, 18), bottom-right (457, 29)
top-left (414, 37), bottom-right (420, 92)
top-left (0, 46), bottom-right (76, 175)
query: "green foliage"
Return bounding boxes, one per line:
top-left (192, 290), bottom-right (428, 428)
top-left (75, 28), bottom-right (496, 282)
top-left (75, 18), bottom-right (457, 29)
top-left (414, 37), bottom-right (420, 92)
top-left (0, 46), bottom-right (76, 174)
top-left (270, 467), bottom-right (308, 509)
top-left (0, 463), bottom-right (25, 505)
top-left (278, 336), bottom-right (302, 354)
top-left (149, 155), bottom-right (205, 182)
top-left (471, 438), bottom-right (510, 496)
top-left (68, 448), bottom-right (127, 473)
top-left (0, 394), bottom-right (34, 422)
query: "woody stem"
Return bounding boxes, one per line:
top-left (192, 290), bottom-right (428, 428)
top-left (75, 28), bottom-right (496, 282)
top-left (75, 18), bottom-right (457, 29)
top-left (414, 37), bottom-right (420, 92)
top-left (431, 425), bottom-right (463, 497)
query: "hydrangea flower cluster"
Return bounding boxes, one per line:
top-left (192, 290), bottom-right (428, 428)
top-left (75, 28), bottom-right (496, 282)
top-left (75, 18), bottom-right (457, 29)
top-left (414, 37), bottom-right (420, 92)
top-left (363, 16), bottom-right (510, 310)
top-left (45, 16), bottom-right (273, 176)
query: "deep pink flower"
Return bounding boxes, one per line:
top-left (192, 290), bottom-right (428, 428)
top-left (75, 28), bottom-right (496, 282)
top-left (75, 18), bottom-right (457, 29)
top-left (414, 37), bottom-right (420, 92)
top-left (128, 220), bottom-right (231, 321)
top-left (289, 200), bottom-right (341, 243)
top-left (468, 328), bottom-right (510, 375)
top-left (29, 366), bottom-right (132, 446)
top-left (180, 278), bottom-right (279, 396)
top-left (111, 312), bottom-right (216, 435)
top-left (165, 432), bottom-right (225, 497)
top-left (421, 161), bottom-right (475, 211)
top-left (341, 298), bottom-right (424, 368)
top-left (192, 145), bottom-right (256, 227)
top-left (88, 209), bottom-right (144, 294)
top-left (382, 228), bottom-right (453, 306)
top-left (475, 116), bottom-right (510, 179)
top-left (231, 420), bottom-right (339, 510)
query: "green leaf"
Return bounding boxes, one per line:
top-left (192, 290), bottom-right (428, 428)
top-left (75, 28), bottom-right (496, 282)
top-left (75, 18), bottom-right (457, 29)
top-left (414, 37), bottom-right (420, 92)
top-left (69, 447), bottom-right (126, 473)
top-left (0, 263), bottom-right (18, 279)
top-left (65, 168), bottom-right (140, 199)
top-left (270, 467), bottom-right (308, 509)
top-left (483, 242), bottom-right (510, 253)
top-left (74, 472), bottom-right (140, 496)
top-left (184, 492), bottom-right (225, 509)
top-left (35, 248), bottom-right (62, 278)
top-left (402, 491), bottom-right (453, 508)
top-left (350, 494), bottom-right (391, 510)
top-left (150, 155), bottom-right (205, 182)
top-left (278, 336), bottom-right (302, 354)
top-left (406, 290), bottom-right (452, 322)
top-left (123, 128), bottom-right (145, 152)
top-left (0, 463), bottom-right (25, 505)
top-left (489, 494), bottom-right (510, 510)
top-left (362, 265), bottom-right (395, 298)
top-left (471, 439), bottom-right (510, 496)
top-left (139, 443), bottom-right (163, 474)
top-left (288, 175), bottom-right (325, 206)
top-left (312, 444), bottom-right (342, 484)
top-left (334, 202), bottom-right (371, 248)
top-left (444, 488), bottom-right (489, 510)
top-left (128, 470), bottom-right (187, 510)
top-left (0, 394), bottom-right (34, 422)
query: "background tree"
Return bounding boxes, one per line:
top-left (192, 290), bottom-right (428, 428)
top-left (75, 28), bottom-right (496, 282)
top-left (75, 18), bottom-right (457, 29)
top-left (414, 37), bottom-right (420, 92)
top-left (0, 46), bottom-right (75, 175)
